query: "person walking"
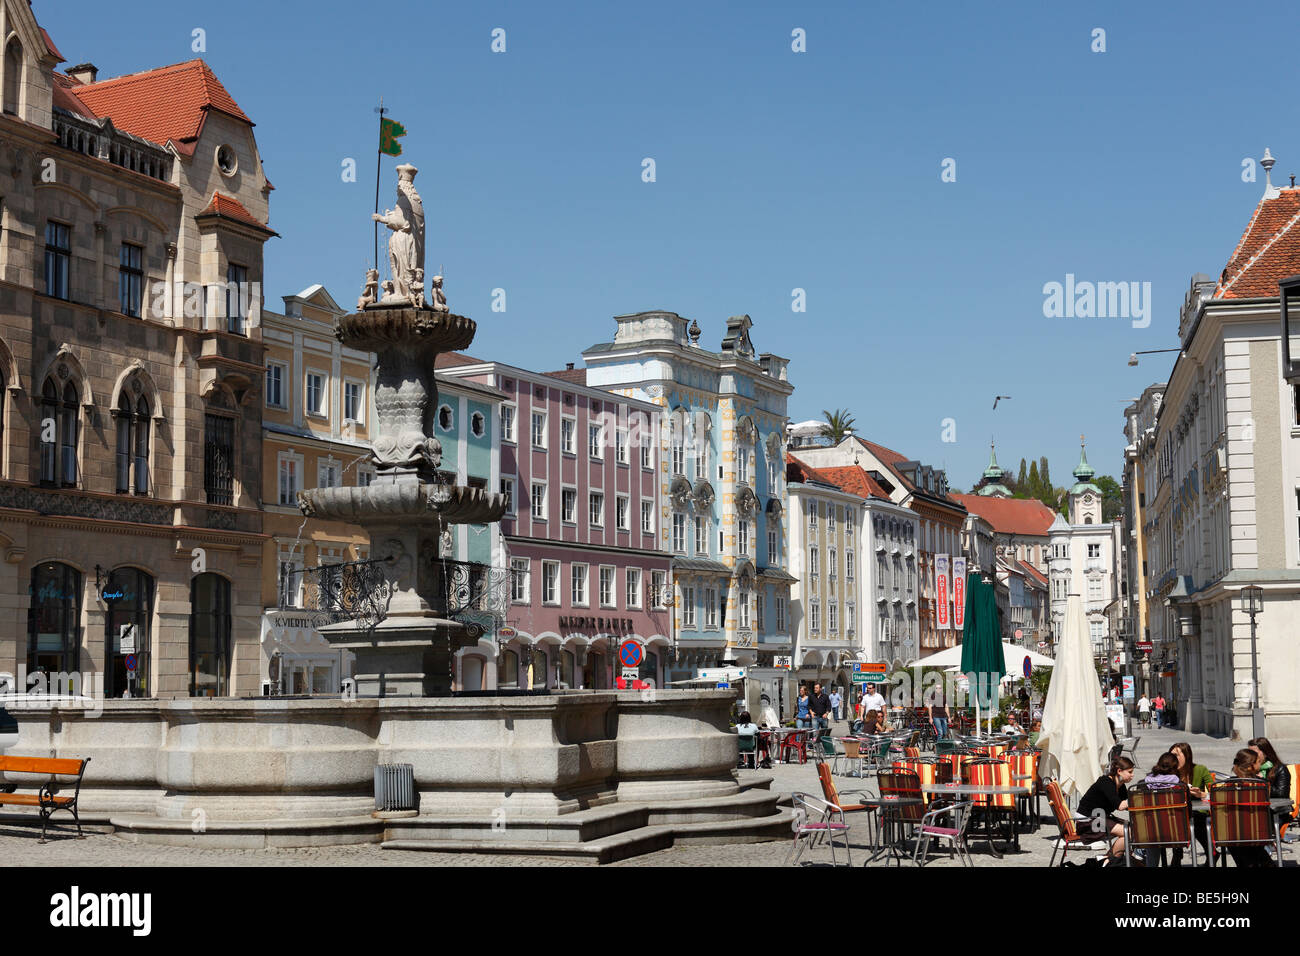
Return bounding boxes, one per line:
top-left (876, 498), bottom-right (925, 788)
top-left (1153, 694), bottom-right (1166, 729)
top-left (926, 684), bottom-right (949, 741)
top-left (809, 682), bottom-right (832, 732)
top-left (1137, 693), bottom-right (1151, 728)
top-left (829, 688), bottom-right (843, 723)
top-left (795, 686), bottom-right (812, 729)
top-left (860, 682), bottom-right (886, 719)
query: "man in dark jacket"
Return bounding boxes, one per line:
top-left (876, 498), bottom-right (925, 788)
top-left (810, 682), bottom-right (832, 731)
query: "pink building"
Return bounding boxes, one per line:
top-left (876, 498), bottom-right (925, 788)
top-left (439, 355), bottom-right (672, 689)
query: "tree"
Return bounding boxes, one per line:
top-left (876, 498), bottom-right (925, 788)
top-left (1017, 458), bottom-right (1028, 489)
top-left (1039, 456), bottom-right (1052, 492)
top-left (1027, 460), bottom-right (1041, 498)
top-left (1096, 475), bottom-right (1124, 522)
top-left (820, 408), bottom-right (856, 445)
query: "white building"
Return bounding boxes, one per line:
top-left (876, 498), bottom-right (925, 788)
top-left (1045, 443), bottom-right (1122, 660)
top-left (1138, 157), bottom-right (1300, 736)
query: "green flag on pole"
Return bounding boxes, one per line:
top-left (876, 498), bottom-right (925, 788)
top-left (379, 117), bottom-right (407, 156)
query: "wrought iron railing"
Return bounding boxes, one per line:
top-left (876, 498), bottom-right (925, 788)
top-left (441, 559), bottom-right (510, 639)
top-left (280, 557), bottom-right (395, 633)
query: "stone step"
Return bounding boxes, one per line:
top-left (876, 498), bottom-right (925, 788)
top-left (382, 807), bottom-right (795, 864)
top-left (383, 786), bottom-right (783, 845)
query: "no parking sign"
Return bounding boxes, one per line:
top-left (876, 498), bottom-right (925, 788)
top-left (618, 639), bottom-right (643, 669)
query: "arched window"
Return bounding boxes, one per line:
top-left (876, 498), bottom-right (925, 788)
top-left (103, 568), bottom-right (154, 697)
top-left (115, 389), bottom-right (150, 494)
top-left (4, 39), bottom-right (22, 116)
top-left (27, 562), bottom-right (82, 677)
top-left (190, 572), bottom-right (231, 697)
top-left (39, 376), bottom-right (78, 487)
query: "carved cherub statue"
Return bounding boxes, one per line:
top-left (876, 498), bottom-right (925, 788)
top-left (357, 268), bottom-right (379, 310)
top-left (429, 274), bottom-right (448, 312)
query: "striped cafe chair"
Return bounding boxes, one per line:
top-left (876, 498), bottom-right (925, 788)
top-left (942, 750), bottom-right (976, 783)
top-left (1044, 778), bottom-right (1102, 867)
top-left (1125, 783), bottom-right (1196, 868)
top-left (1006, 749), bottom-right (1041, 831)
top-left (877, 769), bottom-right (928, 866)
top-left (893, 757), bottom-right (939, 804)
top-left (1207, 778), bottom-right (1283, 867)
top-left (903, 746), bottom-right (921, 759)
top-left (965, 758), bottom-right (1018, 851)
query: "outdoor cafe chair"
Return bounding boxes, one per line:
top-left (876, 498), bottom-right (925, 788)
top-left (877, 769), bottom-right (929, 866)
top-left (1044, 778), bottom-right (1106, 867)
top-left (789, 791), bottom-right (852, 867)
top-left (738, 732), bottom-right (759, 770)
top-left (964, 758), bottom-right (1018, 855)
top-left (1125, 783), bottom-right (1196, 868)
top-left (817, 762), bottom-right (879, 849)
top-left (1207, 778), bottom-right (1283, 867)
top-left (835, 737), bottom-right (865, 777)
top-left (894, 757), bottom-right (939, 803)
top-left (818, 731), bottom-right (838, 764)
top-left (1006, 749), bottom-right (1042, 830)
top-left (913, 797), bottom-right (974, 867)
top-left (780, 729), bottom-right (809, 765)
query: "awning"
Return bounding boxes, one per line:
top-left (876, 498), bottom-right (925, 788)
top-left (674, 557), bottom-right (730, 574)
top-left (758, 566), bottom-right (798, 583)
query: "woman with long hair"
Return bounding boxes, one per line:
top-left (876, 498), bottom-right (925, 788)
top-left (1077, 755), bottom-right (1135, 865)
top-left (1170, 741), bottom-right (1211, 866)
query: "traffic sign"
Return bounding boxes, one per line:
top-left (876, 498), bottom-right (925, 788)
top-left (124, 653), bottom-right (138, 673)
top-left (621, 668), bottom-right (639, 682)
top-left (1022, 655), bottom-right (1032, 678)
top-left (119, 623), bottom-right (137, 654)
top-left (618, 639), bottom-right (643, 669)
top-left (851, 661), bottom-right (889, 683)
top-left (1014, 629), bottom-right (1023, 640)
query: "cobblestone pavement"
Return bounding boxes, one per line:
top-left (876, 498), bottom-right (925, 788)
top-left (2, 724), bottom-right (1295, 867)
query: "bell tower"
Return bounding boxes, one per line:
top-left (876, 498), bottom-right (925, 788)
top-left (1068, 436), bottom-right (1102, 525)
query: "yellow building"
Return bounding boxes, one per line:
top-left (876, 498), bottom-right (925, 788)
top-left (258, 285), bottom-right (376, 694)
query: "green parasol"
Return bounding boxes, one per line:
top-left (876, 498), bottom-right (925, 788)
top-left (959, 571), bottom-right (1003, 733)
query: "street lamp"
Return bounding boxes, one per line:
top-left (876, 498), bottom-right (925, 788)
top-left (1128, 348), bottom-right (1181, 366)
top-left (1240, 585), bottom-right (1266, 738)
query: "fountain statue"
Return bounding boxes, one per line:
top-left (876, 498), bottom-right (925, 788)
top-left (298, 163), bottom-right (506, 696)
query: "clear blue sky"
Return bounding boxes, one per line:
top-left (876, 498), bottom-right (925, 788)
top-left (50, 0), bottom-right (1290, 491)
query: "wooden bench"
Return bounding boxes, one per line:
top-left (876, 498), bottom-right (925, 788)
top-left (0, 755), bottom-right (90, 842)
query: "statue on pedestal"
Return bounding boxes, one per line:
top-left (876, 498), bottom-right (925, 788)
top-left (372, 163), bottom-right (427, 308)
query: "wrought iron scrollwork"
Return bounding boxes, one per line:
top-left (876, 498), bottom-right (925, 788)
top-left (286, 558), bottom-right (394, 635)
top-left (443, 560), bottom-right (510, 636)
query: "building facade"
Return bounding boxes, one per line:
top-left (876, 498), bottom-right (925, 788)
top-left (582, 312), bottom-right (794, 680)
top-left (0, 6), bottom-right (272, 699)
top-left (1122, 382), bottom-right (1166, 698)
top-left (440, 354), bottom-right (671, 690)
top-left (787, 435), bottom-right (965, 657)
top-left (1045, 444), bottom-right (1122, 664)
top-left (1140, 167), bottom-right (1300, 736)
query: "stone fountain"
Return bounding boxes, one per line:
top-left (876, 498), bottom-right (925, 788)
top-left (297, 164), bottom-right (506, 696)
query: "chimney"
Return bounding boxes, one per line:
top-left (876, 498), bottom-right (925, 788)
top-left (67, 63), bottom-right (98, 85)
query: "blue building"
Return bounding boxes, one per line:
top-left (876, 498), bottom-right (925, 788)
top-left (584, 312), bottom-right (794, 678)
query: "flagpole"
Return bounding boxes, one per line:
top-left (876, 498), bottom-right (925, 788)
top-left (374, 96), bottom-right (385, 272)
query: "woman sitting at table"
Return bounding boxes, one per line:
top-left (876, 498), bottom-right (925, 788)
top-left (1028, 720), bottom-right (1042, 748)
top-left (735, 711), bottom-right (760, 768)
top-left (1143, 752), bottom-right (1183, 789)
top-left (862, 708), bottom-right (890, 735)
top-left (1077, 755), bottom-right (1135, 865)
top-left (1248, 737), bottom-right (1292, 822)
top-left (1170, 741), bottom-right (1211, 866)
top-left (1223, 749), bottom-right (1274, 867)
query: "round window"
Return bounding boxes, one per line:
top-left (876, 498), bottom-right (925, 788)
top-left (471, 412), bottom-right (485, 437)
top-left (216, 145), bottom-right (237, 176)
top-left (438, 405), bottom-right (453, 431)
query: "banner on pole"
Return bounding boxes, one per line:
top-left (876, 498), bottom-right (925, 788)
top-left (935, 554), bottom-right (950, 630)
top-left (952, 557), bottom-right (966, 630)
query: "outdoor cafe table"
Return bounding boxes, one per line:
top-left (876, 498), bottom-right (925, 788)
top-left (922, 782), bottom-right (1032, 859)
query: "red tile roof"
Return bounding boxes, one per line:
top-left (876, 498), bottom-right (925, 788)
top-left (1215, 188), bottom-right (1300, 299)
top-left (69, 59), bottom-right (252, 155)
top-left (951, 493), bottom-right (1056, 536)
top-left (813, 465), bottom-right (894, 501)
top-left (543, 367), bottom-right (588, 385)
top-left (435, 351), bottom-right (488, 369)
top-left (41, 28), bottom-right (64, 63)
top-left (196, 192), bottom-right (275, 235)
top-left (52, 72), bottom-right (93, 117)
top-left (1019, 559), bottom-right (1048, 587)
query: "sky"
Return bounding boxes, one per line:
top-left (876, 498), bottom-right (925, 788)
top-left (46, 0), bottom-right (1293, 492)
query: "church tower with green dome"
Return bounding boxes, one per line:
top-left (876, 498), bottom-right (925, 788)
top-left (1068, 436), bottom-right (1103, 524)
top-left (975, 441), bottom-right (1013, 497)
